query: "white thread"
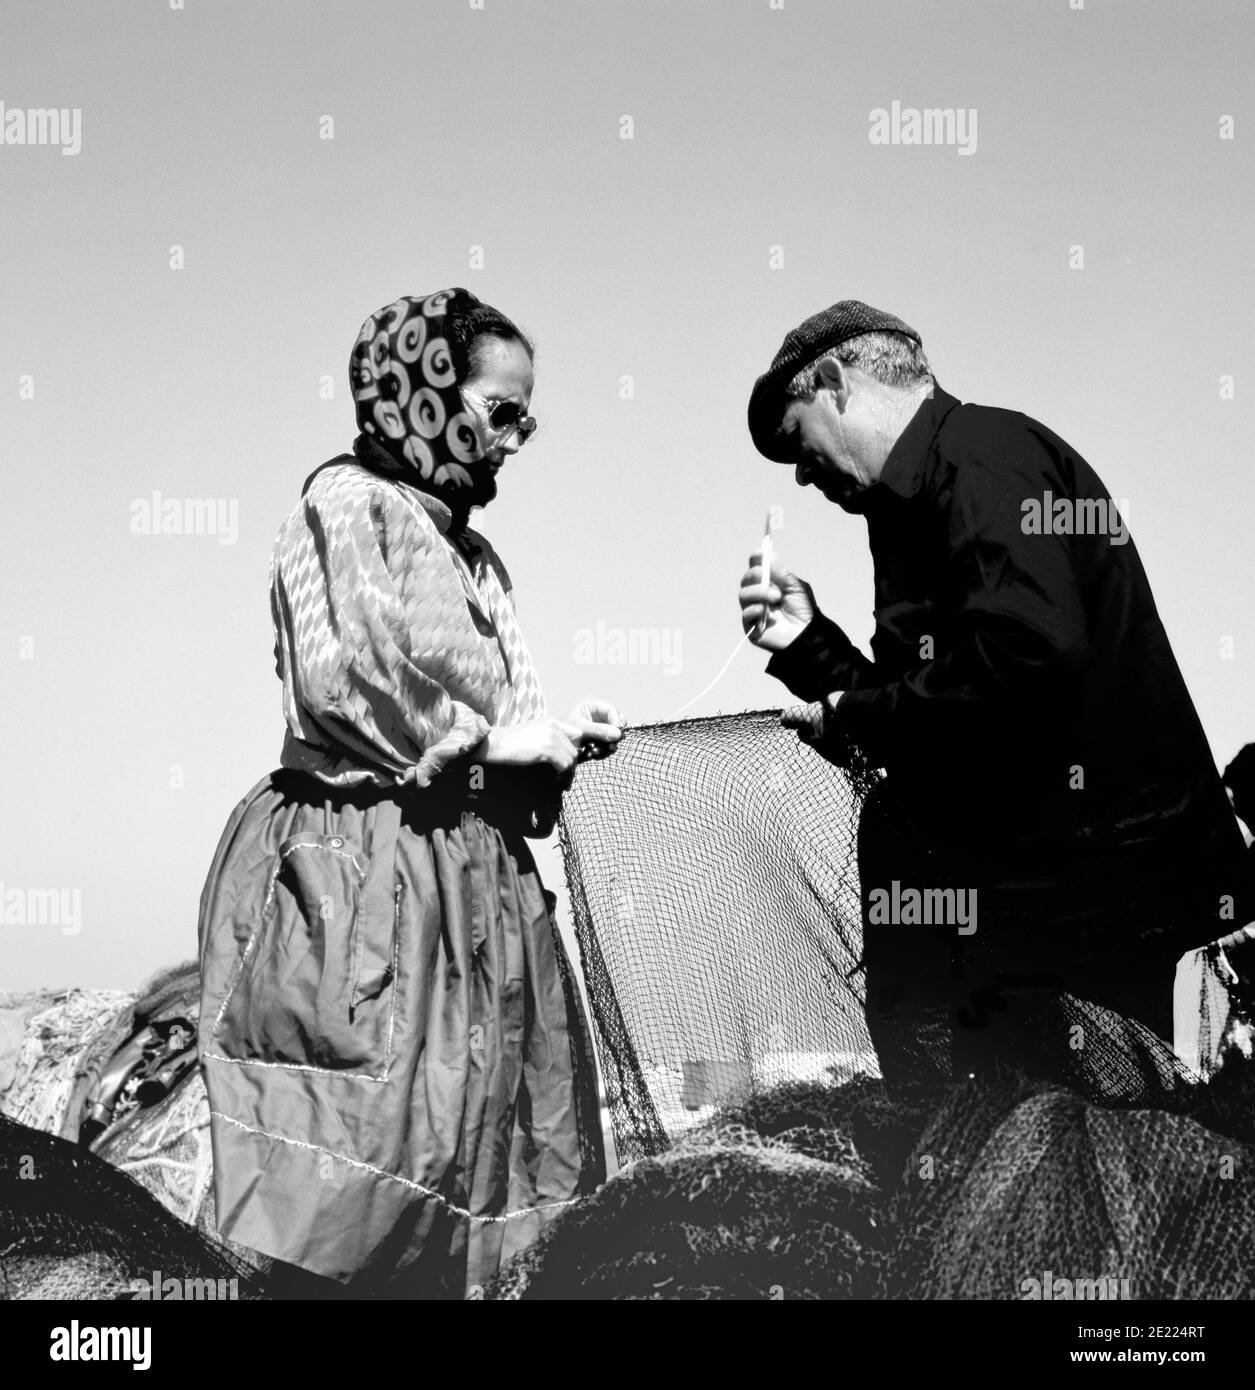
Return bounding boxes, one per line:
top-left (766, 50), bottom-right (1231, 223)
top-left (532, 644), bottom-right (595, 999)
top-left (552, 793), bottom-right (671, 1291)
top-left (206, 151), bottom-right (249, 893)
top-left (663, 630), bottom-right (753, 722)
top-left (202, 1049), bottom-right (390, 1082)
top-left (261, 840), bottom-right (366, 918)
top-left (662, 518), bottom-right (778, 722)
top-left (209, 1110), bottom-right (585, 1224)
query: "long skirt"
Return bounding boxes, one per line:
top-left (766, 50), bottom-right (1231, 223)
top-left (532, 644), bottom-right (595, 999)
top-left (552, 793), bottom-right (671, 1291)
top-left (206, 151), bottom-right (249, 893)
top-left (197, 768), bottom-right (605, 1298)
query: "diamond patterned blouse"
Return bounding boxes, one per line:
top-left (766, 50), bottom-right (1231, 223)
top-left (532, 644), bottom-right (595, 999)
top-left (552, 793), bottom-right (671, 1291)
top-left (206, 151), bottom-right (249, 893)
top-left (269, 459), bottom-right (546, 790)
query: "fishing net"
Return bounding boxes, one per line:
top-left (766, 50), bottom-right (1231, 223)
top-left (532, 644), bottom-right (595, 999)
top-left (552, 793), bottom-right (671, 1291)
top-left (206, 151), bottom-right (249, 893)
top-left (508, 707), bottom-right (1255, 1300)
top-left (558, 709), bottom-right (884, 1164)
top-left (485, 1077), bottom-right (897, 1300)
top-left (6, 707), bottom-right (1252, 1301)
top-left (485, 1062), bottom-right (1255, 1300)
top-left (889, 1065), bottom-right (1255, 1301)
top-left (0, 1111), bottom-right (267, 1300)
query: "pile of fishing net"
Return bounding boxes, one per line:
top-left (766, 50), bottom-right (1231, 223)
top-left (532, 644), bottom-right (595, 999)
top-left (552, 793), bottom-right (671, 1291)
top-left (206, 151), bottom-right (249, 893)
top-left (0, 962), bottom-right (294, 1299)
top-left (0, 1111), bottom-right (267, 1300)
top-left (486, 1076), bottom-right (909, 1299)
top-left (893, 1062), bottom-right (1255, 1300)
top-left (487, 1059), bottom-right (1255, 1300)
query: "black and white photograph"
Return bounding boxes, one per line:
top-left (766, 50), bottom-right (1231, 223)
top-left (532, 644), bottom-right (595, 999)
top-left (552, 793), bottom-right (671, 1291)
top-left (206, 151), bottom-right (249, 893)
top-left (1, 0), bottom-right (1252, 1362)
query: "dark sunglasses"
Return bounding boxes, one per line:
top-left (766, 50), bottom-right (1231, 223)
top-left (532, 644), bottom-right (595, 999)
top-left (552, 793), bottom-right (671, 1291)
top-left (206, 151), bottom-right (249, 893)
top-left (463, 390), bottom-right (537, 445)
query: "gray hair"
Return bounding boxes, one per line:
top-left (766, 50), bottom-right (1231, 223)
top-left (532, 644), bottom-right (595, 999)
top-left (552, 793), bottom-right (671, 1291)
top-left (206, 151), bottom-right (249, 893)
top-left (784, 330), bottom-right (932, 400)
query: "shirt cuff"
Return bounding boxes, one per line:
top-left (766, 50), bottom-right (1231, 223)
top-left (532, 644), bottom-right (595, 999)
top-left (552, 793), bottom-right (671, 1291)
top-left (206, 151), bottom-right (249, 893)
top-left (832, 686), bottom-right (892, 767)
top-left (765, 614), bottom-right (863, 703)
top-left (409, 705), bottom-right (492, 790)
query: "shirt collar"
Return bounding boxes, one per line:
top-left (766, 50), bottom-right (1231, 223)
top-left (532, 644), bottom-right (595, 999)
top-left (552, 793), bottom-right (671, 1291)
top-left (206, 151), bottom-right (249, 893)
top-left (351, 431), bottom-right (458, 535)
top-left (871, 379), bottom-right (961, 502)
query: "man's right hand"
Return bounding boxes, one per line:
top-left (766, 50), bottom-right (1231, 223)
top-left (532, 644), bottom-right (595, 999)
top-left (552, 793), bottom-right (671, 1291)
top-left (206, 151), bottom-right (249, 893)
top-left (478, 716), bottom-right (621, 774)
top-left (738, 549), bottom-right (818, 652)
top-left (781, 701), bottom-right (827, 743)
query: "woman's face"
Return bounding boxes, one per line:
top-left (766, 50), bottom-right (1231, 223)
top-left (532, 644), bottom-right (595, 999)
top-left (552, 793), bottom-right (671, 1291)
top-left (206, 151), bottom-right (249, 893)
top-left (460, 335), bottom-right (535, 508)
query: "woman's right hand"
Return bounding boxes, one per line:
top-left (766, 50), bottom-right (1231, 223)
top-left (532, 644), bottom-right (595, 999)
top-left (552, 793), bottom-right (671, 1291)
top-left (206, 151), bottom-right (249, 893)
top-left (477, 716), bottom-right (621, 774)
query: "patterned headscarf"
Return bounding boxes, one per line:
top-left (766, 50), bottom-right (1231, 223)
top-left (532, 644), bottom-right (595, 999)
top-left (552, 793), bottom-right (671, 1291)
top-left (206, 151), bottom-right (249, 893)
top-left (349, 289), bottom-right (487, 512)
top-left (342, 289), bottom-right (550, 740)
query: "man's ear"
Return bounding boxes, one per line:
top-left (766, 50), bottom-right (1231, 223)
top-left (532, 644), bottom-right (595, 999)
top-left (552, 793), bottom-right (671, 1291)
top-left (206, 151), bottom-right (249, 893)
top-left (814, 355), bottom-right (851, 411)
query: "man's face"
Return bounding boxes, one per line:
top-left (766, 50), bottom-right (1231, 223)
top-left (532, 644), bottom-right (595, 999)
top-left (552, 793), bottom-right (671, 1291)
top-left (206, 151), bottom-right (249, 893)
top-left (776, 364), bottom-right (883, 511)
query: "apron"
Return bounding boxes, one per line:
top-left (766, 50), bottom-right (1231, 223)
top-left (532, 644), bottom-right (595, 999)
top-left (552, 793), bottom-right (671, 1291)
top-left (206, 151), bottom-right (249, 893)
top-left (198, 769), bottom-right (604, 1296)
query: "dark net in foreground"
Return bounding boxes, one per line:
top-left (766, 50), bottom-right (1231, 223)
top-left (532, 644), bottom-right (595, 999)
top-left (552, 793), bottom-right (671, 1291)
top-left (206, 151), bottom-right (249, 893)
top-left (0, 1112), bottom-right (267, 1300)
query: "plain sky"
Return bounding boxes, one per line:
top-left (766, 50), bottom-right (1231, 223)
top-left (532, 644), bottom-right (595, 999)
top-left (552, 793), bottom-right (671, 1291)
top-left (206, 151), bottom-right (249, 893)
top-left (2, 0), bottom-right (1251, 990)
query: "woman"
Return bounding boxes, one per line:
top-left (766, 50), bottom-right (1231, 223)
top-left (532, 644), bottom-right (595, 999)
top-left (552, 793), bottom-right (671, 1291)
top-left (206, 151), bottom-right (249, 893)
top-left (197, 289), bottom-right (620, 1297)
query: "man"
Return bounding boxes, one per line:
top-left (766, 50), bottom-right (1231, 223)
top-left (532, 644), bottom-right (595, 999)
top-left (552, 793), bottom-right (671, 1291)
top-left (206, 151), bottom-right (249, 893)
top-left (738, 300), bottom-right (1248, 1101)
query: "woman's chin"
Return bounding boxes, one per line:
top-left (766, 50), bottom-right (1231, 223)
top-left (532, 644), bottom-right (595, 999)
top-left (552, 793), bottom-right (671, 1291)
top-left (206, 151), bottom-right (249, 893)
top-left (466, 474), bottom-right (498, 509)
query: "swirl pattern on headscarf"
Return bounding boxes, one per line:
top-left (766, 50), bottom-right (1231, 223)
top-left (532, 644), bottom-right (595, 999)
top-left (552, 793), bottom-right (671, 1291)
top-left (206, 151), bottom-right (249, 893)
top-left (350, 290), bottom-right (485, 503)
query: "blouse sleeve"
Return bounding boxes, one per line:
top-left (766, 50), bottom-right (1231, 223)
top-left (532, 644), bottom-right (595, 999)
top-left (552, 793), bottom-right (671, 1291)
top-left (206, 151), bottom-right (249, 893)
top-left (271, 468), bottom-right (492, 789)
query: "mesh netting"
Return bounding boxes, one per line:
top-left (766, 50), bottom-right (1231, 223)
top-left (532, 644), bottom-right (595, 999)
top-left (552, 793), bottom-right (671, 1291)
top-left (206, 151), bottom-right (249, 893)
top-left (485, 1076), bottom-right (906, 1299)
top-left (6, 708), bottom-right (1252, 1301)
top-left (508, 708), bottom-right (1255, 1300)
top-left (485, 1065), bottom-right (1255, 1300)
top-left (558, 710), bottom-right (883, 1163)
top-left (890, 1066), bottom-right (1255, 1300)
top-left (0, 1112), bottom-right (268, 1300)
top-left (558, 711), bottom-right (1251, 1157)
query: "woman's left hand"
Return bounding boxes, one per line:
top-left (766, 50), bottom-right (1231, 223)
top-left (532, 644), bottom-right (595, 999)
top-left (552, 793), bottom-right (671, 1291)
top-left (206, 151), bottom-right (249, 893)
top-left (567, 697), bottom-right (623, 759)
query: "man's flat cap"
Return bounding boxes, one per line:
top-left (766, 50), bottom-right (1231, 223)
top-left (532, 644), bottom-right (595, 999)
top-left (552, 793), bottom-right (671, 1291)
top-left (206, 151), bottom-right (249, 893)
top-left (747, 299), bottom-right (922, 461)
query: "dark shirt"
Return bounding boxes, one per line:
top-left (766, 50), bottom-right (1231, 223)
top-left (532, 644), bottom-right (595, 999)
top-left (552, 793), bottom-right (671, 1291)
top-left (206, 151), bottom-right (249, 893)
top-left (767, 382), bottom-right (1245, 957)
